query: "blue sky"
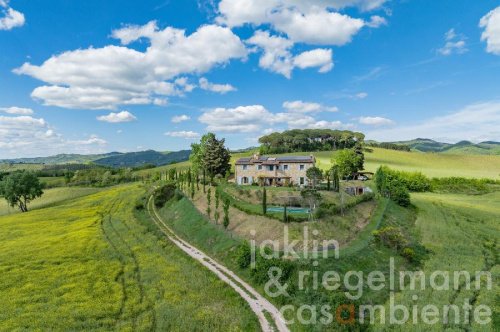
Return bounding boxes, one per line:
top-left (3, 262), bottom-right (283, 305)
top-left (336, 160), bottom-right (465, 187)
top-left (1, 0), bottom-right (500, 158)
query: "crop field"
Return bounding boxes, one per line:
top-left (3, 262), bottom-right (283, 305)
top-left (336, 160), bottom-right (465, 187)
top-left (232, 148), bottom-right (500, 179)
top-left (0, 184), bottom-right (259, 330)
top-left (0, 187), bottom-right (101, 216)
top-left (374, 191), bottom-right (500, 331)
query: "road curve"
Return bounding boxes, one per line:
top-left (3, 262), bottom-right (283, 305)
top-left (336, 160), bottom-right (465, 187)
top-left (147, 196), bottom-right (290, 332)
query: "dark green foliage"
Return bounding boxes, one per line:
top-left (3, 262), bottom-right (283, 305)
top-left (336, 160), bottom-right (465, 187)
top-left (236, 242), bottom-right (252, 269)
top-left (373, 226), bottom-right (407, 251)
top-left (334, 148), bottom-right (364, 179)
top-left (154, 182), bottom-right (177, 208)
top-left (214, 189), bottom-right (220, 224)
top-left (331, 165), bottom-right (340, 192)
top-left (190, 133), bottom-right (231, 180)
top-left (206, 188), bottom-right (211, 218)
top-left (431, 177), bottom-right (495, 194)
top-left (367, 141), bottom-right (411, 151)
top-left (223, 199), bottom-right (230, 229)
top-left (283, 205), bottom-right (288, 223)
top-left (258, 129), bottom-right (364, 154)
top-left (0, 171), bottom-right (44, 212)
top-left (262, 187), bottom-right (267, 215)
top-left (305, 166), bottom-right (323, 188)
top-left (375, 166), bottom-right (425, 207)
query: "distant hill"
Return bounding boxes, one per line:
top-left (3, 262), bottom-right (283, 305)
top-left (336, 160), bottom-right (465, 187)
top-left (0, 153), bottom-right (121, 165)
top-left (1, 150), bottom-right (192, 168)
top-left (390, 138), bottom-right (500, 155)
top-left (93, 150), bottom-right (191, 168)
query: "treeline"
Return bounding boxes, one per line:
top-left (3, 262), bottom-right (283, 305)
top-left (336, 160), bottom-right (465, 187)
top-left (366, 141), bottom-right (411, 152)
top-left (258, 129), bottom-right (365, 154)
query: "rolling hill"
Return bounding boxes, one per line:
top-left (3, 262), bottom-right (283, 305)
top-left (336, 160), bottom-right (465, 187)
top-left (93, 150), bottom-right (191, 168)
top-left (390, 138), bottom-right (500, 155)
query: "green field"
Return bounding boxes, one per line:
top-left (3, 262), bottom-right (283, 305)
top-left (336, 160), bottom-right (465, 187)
top-left (373, 191), bottom-right (499, 331)
top-left (232, 148), bottom-right (500, 179)
top-left (0, 185), bottom-right (260, 330)
top-left (0, 187), bottom-right (101, 216)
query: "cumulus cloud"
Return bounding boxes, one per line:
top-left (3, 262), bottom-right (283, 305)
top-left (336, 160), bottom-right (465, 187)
top-left (438, 29), bottom-right (467, 56)
top-left (171, 114), bottom-right (191, 123)
top-left (97, 111), bottom-right (137, 123)
top-left (366, 102), bottom-right (500, 143)
top-left (199, 104), bottom-right (348, 133)
top-left (366, 15), bottom-right (387, 28)
top-left (0, 106), bottom-right (34, 115)
top-left (359, 116), bottom-right (394, 126)
top-left (199, 77), bottom-right (237, 94)
top-left (480, 6), bottom-right (500, 55)
top-left (165, 131), bottom-right (201, 139)
top-left (0, 1), bottom-right (25, 31)
top-left (0, 115), bottom-right (107, 158)
top-left (14, 21), bottom-right (247, 109)
top-left (293, 49), bottom-right (333, 73)
top-left (247, 30), bottom-right (334, 77)
top-left (283, 100), bottom-right (338, 113)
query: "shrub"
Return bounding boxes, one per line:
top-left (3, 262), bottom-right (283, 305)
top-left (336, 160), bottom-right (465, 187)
top-left (236, 242), bottom-right (252, 269)
top-left (431, 177), bottom-right (492, 195)
top-left (134, 200), bottom-right (145, 210)
top-left (154, 183), bottom-right (176, 207)
top-left (373, 227), bottom-right (408, 250)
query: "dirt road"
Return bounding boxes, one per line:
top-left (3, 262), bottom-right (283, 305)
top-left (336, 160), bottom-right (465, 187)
top-left (147, 196), bottom-right (290, 332)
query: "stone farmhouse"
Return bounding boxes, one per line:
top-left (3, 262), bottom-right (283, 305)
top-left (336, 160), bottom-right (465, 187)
top-left (235, 154), bottom-right (316, 186)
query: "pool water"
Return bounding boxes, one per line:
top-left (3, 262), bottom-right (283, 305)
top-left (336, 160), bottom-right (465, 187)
top-left (267, 206), bottom-right (310, 214)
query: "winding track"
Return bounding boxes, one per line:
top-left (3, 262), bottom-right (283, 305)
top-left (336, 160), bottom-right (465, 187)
top-left (147, 196), bottom-right (289, 332)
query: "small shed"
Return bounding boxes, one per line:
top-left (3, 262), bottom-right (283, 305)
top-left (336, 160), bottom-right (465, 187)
top-left (345, 186), bottom-right (373, 196)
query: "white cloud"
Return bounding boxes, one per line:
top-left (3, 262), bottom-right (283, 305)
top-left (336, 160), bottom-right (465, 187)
top-left (165, 131), bottom-right (201, 139)
top-left (366, 15), bottom-right (387, 28)
top-left (283, 100), bottom-right (338, 113)
top-left (199, 77), bottom-right (237, 94)
top-left (0, 115), bottom-right (107, 158)
top-left (355, 92), bottom-right (368, 99)
top-left (171, 114), bottom-right (190, 123)
top-left (438, 28), bottom-right (467, 56)
top-left (306, 120), bottom-right (353, 130)
top-left (199, 104), bottom-right (347, 132)
top-left (0, 1), bottom-right (25, 31)
top-left (0, 106), bottom-right (34, 115)
top-left (247, 30), bottom-right (295, 78)
top-left (247, 30), bottom-right (335, 77)
top-left (480, 6), bottom-right (500, 55)
top-left (293, 49), bottom-right (333, 73)
top-left (97, 111), bottom-right (137, 123)
top-left (366, 101), bottom-right (500, 143)
top-left (14, 22), bottom-right (247, 109)
top-left (359, 116), bottom-right (394, 126)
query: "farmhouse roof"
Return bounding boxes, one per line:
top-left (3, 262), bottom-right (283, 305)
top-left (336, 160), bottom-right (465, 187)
top-left (235, 155), bottom-right (315, 165)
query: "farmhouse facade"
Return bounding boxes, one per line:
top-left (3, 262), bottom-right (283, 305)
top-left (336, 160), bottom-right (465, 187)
top-left (235, 154), bottom-right (315, 186)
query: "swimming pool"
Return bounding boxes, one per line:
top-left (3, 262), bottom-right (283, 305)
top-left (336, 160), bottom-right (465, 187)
top-left (267, 206), bottom-right (310, 214)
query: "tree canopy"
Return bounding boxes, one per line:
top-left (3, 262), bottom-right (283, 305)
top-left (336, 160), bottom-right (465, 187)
top-left (333, 149), bottom-right (364, 179)
top-left (259, 129), bottom-right (365, 154)
top-left (0, 171), bottom-right (44, 212)
top-left (190, 133), bottom-right (231, 179)
top-left (306, 166), bottom-right (323, 188)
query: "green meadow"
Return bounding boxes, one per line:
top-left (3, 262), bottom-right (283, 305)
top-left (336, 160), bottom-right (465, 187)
top-left (0, 184), bottom-right (259, 331)
top-left (232, 148), bottom-right (500, 179)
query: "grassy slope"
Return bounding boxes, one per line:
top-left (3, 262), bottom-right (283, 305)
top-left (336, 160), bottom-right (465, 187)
top-left (374, 192), bottom-right (500, 331)
top-left (0, 184), bottom-right (259, 330)
top-left (158, 195), bottom-right (419, 331)
top-left (0, 187), bottom-right (101, 216)
top-left (232, 148), bottom-right (500, 179)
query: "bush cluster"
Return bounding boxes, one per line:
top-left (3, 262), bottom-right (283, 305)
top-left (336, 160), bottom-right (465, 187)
top-left (154, 183), bottom-right (177, 208)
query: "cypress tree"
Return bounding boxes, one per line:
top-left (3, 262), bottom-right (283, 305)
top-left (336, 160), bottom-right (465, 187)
top-left (283, 206), bottom-right (288, 223)
top-left (206, 188), bottom-right (211, 218)
top-left (223, 199), bottom-right (230, 230)
top-left (262, 187), bottom-right (267, 215)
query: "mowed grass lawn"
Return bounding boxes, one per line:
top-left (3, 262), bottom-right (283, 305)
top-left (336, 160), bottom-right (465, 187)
top-left (0, 187), bottom-right (101, 216)
top-left (233, 148), bottom-right (500, 179)
top-left (0, 184), bottom-right (259, 331)
top-left (373, 191), bottom-right (500, 331)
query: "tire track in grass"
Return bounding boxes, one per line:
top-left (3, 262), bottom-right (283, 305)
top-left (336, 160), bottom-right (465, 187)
top-left (147, 196), bottom-right (290, 332)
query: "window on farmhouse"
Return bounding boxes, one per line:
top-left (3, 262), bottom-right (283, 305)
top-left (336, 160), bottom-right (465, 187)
top-left (300, 177), bottom-right (305, 185)
top-left (243, 165), bottom-right (248, 170)
top-left (283, 165), bottom-right (289, 170)
top-left (300, 165), bottom-right (305, 170)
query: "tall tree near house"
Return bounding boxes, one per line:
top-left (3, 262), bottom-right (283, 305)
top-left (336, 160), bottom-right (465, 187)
top-left (333, 148), bottom-right (364, 179)
top-left (326, 173), bottom-right (331, 191)
top-left (203, 168), bottom-right (206, 193)
top-left (306, 166), bottom-right (323, 189)
top-left (191, 133), bottom-right (231, 182)
top-left (262, 187), bottom-right (267, 215)
top-left (0, 171), bottom-right (44, 213)
top-left (206, 188), bottom-right (211, 218)
top-left (283, 205), bottom-right (288, 223)
top-left (223, 199), bottom-right (230, 230)
top-left (196, 172), bottom-right (200, 191)
top-left (190, 172), bottom-right (195, 199)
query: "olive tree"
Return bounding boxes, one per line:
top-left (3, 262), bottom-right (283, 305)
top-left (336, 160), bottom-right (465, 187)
top-left (0, 171), bottom-right (44, 212)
